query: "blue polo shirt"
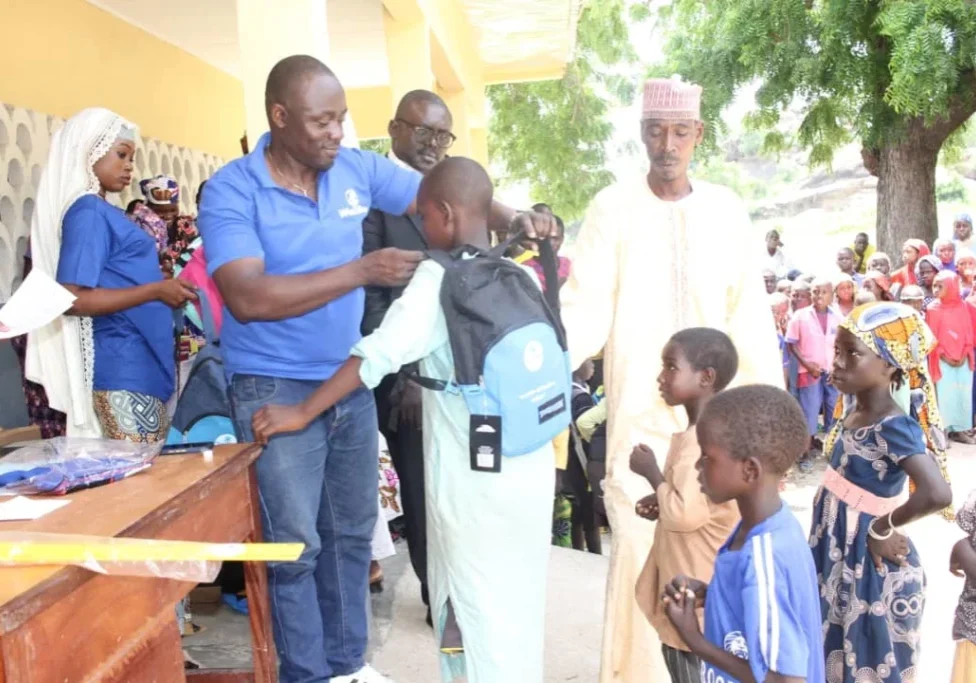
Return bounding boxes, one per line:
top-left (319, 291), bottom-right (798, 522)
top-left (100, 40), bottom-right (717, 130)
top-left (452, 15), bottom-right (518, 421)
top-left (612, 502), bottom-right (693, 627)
top-left (702, 503), bottom-right (824, 683)
top-left (198, 134), bottom-right (421, 381)
top-left (56, 195), bottom-right (175, 401)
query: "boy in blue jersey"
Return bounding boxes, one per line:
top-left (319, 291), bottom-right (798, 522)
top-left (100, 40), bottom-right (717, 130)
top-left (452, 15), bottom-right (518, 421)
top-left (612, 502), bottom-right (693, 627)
top-left (663, 384), bottom-right (824, 683)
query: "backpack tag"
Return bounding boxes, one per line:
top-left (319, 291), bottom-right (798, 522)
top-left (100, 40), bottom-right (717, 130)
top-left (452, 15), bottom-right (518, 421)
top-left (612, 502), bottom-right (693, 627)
top-left (469, 415), bottom-right (502, 473)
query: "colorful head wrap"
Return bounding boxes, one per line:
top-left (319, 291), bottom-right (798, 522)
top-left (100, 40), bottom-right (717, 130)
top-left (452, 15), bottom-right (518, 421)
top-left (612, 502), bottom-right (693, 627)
top-left (868, 251), bottom-right (891, 267)
top-left (863, 269), bottom-right (892, 300)
top-left (956, 212), bottom-right (973, 226)
top-left (914, 253), bottom-right (943, 281)
top-left (933, 237), bottom-right (957, 268)
top-left (957, 247), bottom-right (976, 264)
top-left (826, 302), bottom-right (952, 518)
top-left (140, 174), bottom-right (179, 205)
top-left (904, 238), bottom-right (931, 258)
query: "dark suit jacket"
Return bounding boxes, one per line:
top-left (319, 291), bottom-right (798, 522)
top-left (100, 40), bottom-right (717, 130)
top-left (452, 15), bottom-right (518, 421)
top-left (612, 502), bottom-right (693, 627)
top-left (361, 208), bottom-right (427, 336)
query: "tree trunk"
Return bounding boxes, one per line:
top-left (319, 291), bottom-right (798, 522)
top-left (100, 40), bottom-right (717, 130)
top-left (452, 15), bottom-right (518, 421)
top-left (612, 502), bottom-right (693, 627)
top-left (874, 73), bottom-right (976, 256)
top-left (875, 137), bottom-right (939, 256)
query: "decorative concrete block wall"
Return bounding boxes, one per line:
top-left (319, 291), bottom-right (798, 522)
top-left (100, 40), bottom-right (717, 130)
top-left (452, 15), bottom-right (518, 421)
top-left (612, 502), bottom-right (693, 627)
top-left (0, 103), bottom-right (225, 301)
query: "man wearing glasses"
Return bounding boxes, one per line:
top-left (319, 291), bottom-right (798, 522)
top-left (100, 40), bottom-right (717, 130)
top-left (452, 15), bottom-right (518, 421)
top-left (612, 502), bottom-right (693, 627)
top-left (361, 89), bottom-right (454, 628)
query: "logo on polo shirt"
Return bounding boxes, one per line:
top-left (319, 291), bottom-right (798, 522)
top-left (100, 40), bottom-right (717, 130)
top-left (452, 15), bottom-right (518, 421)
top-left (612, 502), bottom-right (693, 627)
top-left (339, 189), bottom-right (368, 218)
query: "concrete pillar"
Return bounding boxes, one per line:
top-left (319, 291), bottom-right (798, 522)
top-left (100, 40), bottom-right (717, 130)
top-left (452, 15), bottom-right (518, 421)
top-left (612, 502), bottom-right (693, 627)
top-left (439, 89), bottom-right (471, 159)
top-left (383, 10), bottom-right (435, 112)
top-left (465, 86), bottom-right (488, 167)
top-left (236, 0), bottom-right (330, 145)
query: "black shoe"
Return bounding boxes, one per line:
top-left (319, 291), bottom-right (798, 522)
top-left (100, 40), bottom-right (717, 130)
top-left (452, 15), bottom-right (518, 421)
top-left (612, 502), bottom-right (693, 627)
top-left (426, 606), bottom-right (433, 628)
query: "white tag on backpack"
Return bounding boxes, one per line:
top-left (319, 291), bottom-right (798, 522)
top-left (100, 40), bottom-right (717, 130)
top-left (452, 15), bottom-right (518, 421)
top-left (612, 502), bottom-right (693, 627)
top-left (470, 416), bottom-right (502, 473)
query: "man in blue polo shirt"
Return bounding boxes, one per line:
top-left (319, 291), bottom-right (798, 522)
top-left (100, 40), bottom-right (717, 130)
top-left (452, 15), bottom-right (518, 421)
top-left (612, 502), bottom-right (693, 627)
top-left (199, 55), bottom-right (552, 683)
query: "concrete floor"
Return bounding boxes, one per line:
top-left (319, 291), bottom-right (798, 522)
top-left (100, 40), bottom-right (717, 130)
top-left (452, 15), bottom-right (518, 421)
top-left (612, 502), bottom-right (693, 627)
top-left (185, 445), bottom-right (976, 682)
top-left (184, 545), bottom-right (607, 681)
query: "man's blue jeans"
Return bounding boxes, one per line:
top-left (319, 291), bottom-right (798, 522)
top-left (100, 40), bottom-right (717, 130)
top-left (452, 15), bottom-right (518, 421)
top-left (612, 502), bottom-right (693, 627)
top-left (230, 374), bottom-right (378, 683)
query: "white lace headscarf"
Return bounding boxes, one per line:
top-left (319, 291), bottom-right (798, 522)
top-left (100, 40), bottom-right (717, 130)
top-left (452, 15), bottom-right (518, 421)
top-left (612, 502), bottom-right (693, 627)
top-left (25, 108), bottom-right (137, 437)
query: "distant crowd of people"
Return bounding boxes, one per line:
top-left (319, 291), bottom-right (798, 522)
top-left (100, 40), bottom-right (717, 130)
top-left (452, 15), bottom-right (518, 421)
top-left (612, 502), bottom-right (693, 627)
top-left (763, 218), bottom-right (975, 683)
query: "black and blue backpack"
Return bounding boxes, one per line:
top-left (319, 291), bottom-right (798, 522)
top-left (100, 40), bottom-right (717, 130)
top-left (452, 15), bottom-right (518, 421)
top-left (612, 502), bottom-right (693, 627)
top-left (165, 290), bottom-right (236, 446)
top-left (413, 235), bottom-right (572, 457)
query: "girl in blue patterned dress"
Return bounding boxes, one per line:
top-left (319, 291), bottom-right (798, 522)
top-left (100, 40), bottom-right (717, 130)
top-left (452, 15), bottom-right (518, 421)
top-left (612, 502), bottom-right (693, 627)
top-left (809, 302), bottom-right (953, 683)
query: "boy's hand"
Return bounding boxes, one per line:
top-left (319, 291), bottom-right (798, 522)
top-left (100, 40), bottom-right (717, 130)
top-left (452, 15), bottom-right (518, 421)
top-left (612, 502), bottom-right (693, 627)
top-left (635, 493), bottom-right (659, 521)
top-left (252, 404), bottom-right (311, 445)
top-left (629, 444), bottom-right (659, 482)
top-left (663, 575), bottom-right (707, 607)
top-left (663, 578), bottom-right (702, 643)
top-left (804, 361), bottom-right (822, 378)
top-left (951, 539), bottom-right (968, 577)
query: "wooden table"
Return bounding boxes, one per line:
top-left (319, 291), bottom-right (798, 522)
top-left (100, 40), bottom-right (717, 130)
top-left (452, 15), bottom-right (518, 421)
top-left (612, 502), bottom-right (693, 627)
top-left (0, 444), bottom-right (276, 683)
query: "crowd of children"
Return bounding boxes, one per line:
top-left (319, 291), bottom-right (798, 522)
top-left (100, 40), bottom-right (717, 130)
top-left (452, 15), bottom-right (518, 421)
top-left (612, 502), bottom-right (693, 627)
top-left (759, 220), bottom-right (976, 682)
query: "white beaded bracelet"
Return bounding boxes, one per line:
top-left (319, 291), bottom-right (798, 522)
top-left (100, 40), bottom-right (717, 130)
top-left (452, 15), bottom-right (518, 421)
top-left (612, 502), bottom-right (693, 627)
top-left (868, 511), bottom-right (896, 541)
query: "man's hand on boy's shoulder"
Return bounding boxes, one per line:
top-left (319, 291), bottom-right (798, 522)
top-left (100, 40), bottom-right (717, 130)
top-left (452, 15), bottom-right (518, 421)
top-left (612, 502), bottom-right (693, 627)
top-left (358, 247), bottom-right (425, 287)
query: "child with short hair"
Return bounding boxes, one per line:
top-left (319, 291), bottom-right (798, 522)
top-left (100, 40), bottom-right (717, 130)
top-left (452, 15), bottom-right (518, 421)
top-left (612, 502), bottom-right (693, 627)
top-left (251, 157), bottom-right (556, 683)
top-left (899, 284), bottom-right (925, 313)
top-left (662, 384), bottom-right (824, 683)
top-left (790, 280), bottom-right (812, 312)
top-left (786, 277), bottom-right (842, 464)
top-left (630, 327), bottom-right (741, 683)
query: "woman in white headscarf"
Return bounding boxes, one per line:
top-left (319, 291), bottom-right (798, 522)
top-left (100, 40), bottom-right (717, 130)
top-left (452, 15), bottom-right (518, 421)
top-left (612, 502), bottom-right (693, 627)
top-left (25, 108), bottom-right (197, 440)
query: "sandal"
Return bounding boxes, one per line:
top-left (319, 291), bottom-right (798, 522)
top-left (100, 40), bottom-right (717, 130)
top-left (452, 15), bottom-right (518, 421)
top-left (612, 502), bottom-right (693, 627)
top-left (950, 431), bottom-right (976, 445)
top-left (369, 560), bottom-right (384, 594)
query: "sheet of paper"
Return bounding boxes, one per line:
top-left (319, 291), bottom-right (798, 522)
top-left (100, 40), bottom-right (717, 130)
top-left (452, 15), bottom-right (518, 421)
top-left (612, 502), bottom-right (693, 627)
top-left (0, 270), bottom-right (76, 340)
top-left (0, 496), bottom-right (70, 521)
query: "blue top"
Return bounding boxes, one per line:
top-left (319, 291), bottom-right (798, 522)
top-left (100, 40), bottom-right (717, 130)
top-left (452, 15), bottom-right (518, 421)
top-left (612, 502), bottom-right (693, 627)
top-left (198, 133), bottom-right (421, 381)
top-left (56, 195), bottom-right (175, 400)
top-left (703, 503), bottom-right (824, 683)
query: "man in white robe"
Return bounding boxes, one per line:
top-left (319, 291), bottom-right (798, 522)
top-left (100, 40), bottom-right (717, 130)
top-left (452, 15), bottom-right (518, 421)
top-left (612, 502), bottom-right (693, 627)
top-left (560, 78), bottom-right (784, 682)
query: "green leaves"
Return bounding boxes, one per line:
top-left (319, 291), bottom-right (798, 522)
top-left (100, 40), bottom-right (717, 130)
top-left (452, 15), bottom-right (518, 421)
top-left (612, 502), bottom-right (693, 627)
top-left (659, 0), bottom-right (976, 166)
top-left (487, 0), bottom-right (644, 221)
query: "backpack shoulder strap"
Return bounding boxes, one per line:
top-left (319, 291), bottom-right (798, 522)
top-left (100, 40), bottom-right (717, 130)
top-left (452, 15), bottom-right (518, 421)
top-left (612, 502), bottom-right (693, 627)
top-left (425, 250), bottom-right (456, 268)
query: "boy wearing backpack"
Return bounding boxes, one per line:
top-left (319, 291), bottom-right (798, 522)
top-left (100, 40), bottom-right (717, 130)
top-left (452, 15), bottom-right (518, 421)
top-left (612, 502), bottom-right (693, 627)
top-left (252, 157), bottom-right (560, 683)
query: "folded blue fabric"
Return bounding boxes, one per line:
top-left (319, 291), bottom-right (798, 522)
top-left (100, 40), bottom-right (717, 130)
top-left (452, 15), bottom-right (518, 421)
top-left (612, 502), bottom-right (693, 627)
top-left (0, 456), bottom-right (153, 495)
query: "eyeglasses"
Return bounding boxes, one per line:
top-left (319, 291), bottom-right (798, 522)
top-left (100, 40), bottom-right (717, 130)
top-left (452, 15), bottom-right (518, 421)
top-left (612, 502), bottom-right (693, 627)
top-left (395, 118), bottom-right (456, 148)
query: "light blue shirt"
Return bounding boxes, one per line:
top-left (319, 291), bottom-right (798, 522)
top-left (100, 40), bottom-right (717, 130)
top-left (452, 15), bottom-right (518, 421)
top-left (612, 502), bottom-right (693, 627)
top-left (198, 133), bottom-right (421, 380)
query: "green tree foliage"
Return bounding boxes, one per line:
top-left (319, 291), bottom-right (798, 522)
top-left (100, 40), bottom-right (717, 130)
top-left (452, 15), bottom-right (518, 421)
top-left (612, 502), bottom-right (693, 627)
top-left (658, 0), bottom-right (976, 251)
top-left (487, 0), bottom-right (644, 220)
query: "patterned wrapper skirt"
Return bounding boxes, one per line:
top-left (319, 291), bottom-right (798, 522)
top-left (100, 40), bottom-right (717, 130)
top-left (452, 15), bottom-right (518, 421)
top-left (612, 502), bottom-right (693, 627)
top-left (93, 390), bottom-right (170, 443)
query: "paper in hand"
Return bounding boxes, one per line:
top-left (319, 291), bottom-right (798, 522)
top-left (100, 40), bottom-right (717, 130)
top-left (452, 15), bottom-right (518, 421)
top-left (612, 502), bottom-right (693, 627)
top-left (0, 270), bottom-right (76, 339)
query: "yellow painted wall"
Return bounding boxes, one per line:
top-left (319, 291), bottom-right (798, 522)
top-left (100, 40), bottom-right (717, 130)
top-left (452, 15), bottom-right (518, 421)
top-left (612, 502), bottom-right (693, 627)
top-left (0, 0), bottom-right (245, 160)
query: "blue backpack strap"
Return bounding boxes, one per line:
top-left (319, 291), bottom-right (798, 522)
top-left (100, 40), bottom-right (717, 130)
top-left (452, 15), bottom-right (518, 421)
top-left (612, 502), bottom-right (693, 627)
top-left (173, 288), bottom-right (218, 345)
top-left (195, 288), bottom-right (219, 345)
